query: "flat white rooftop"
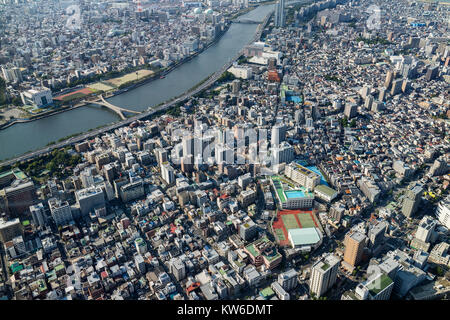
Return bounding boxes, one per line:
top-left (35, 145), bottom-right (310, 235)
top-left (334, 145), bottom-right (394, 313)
top-left (288, 227), bottom-right (321, 246)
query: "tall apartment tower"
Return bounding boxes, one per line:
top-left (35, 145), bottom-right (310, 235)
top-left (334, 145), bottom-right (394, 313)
top-left (310, 254), bottom-right (340, 297)
top-left (415, 215), bottom-right (437, 243)
top-left (343, 231), bottom-right (366, 269)
top-left (384, 70), bottom-right (393, 89)
top-left (182, 135), bottom-right (195, 158)
top-left (48, 198), bottom-right (73, 227)
top-left (29, 203), bottom-right (47, 228)
top-left (271, 123), bottom-right (286, 147)
top-left (402, 185), bottom-right (423, 218)
top-left (4, 180), bottom-right (37, 217)
top-left (344, 103), bottom-right (357, 119)
top-left (232, 79), bottom-right (241, 95)
top-left (390, 79), bottom-right (403, 95)
top-left (154, 148), bottom-right (168, 165)
top-left (436, 195), bottom-right (450, 229)
top-left (378, 87), bottom-right (386, 101)
top-left (275, 0), bottom-right (285, 27)
top-left (277, 268), bottom-right (298, 291)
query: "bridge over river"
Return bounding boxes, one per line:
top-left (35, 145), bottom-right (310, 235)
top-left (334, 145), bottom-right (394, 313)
top-left (85, 95), bottom-right (140, 120)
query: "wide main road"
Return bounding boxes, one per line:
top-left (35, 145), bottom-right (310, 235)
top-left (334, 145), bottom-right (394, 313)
top-left (0, 11), bottom-right (273, 168)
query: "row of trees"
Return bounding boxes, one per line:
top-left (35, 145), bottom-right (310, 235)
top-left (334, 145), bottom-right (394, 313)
top-left (339, 116), bottom-right (357, 128)
top-left (217, 71), bottom-right (236, 83)
top-left (0, 77), bottom-right (7, 106)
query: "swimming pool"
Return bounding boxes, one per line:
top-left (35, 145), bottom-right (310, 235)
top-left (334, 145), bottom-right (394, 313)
top-left (285, 190), bottom-right (305, 199)
top-left (286, 95), bottom-right (302, 103)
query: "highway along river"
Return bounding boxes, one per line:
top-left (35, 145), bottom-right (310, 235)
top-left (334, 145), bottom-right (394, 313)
top-left (0, 4), bottom-right (274, 162)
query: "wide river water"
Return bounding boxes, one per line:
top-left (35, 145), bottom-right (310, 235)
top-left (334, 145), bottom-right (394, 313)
top-left (0, 4), bottom-right (274, 161)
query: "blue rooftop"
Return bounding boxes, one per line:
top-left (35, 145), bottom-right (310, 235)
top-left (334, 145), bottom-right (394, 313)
top-left (305, 166), bottom-right (329, 186)
top-left (286, 95), bottom-right (302, 103)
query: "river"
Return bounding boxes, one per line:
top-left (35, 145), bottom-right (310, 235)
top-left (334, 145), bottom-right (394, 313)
top-left (0, 4), bottom-right (275, 162)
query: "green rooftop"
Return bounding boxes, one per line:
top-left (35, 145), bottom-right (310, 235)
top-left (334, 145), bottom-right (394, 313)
top-left (38, 279), bottom-right (47, 292)
top-left (321, 262), bottom-right (330, 271)
top-left (245, 236), bottom-right (281, 262)
top-left (260, 286), bottom-right (275, 298)
top-left (55, 264), bottom-right (65, 272)
top-left (314, 184), bottom-right (337, 197)
top-left (366, 274), bottom-right (393, 296)
top-left (271, 176), bottom-right (286, 203)
top-left (343, 290), bottom-right (360, 300)
top-left (245, 243), bottom-right (259, 258)
top-left (10, 263), bottom-right (23, 273)
top-left (271, 175), bottom-right (313, 205)
top-left (263, 247), bottom-right (282, 262)
top-left (0, 168), bottom-right (27, 180)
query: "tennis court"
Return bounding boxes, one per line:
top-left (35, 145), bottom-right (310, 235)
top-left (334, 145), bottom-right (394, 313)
top-left (274, 228), bottom-right (286, 241)
top-left (281, 214), bottom-right (300, 230)
top-left (272, 209), bottom-right (319, 247)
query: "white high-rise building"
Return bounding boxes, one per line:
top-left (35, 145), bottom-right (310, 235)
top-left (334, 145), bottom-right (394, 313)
top-left (1, 66), bottom-right (23, 83)
top-left (277, 268), bottom-right (298, 291)
top-left (135, 237), bottom-right (147, 255)
top-left (215, 143), bottom-right (234, 165)
top-left (275, 0), bottom-right (285, 27)
top-left (161, 162), bottom-right (175, 184)
top-left (436, 195), bottom-right (450, 229)
top-left (20, 87), bottom-right (53, 107)
top-left (171, 258), bottom-right (186, 281)
top-left (285, 162), bottom-right (321, 190)
top-left (271, 141), bottom-right (294, 165)
top-left (48, 198), bottom-right (73, 226)
top-left (310, 254), bottom-right (340, 297)
top-left (271, 123), bottom-right (286, 147)
top-left (182, 134), bottom-right (194, 157)
top-left (29, 203), bottom-right (46, 227)
top-left (415, 216), bottom-right (437, 243)
top-left (75, 186), bottom-right (105, 216)
top-left (80, 170), bottom-right (95, 189)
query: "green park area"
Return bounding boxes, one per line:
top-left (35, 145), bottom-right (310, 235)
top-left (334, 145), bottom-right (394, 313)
top-left (104, 69), bottom-right (154, 88)
top-left (14, 147), bottom-right (82, 181)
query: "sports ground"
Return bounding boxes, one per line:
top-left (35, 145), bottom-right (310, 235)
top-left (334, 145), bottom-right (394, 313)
top-left (105, 69), bottom-right (154, 87)
top-left (272, 209), bottom-right (322, 246)
top-left (53, 87), bottom-right (98, 102)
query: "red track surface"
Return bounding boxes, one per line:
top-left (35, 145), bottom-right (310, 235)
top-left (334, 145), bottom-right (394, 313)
top-left (272, 209), bottom-right (313, 247)
top-left (54, 87), bottom-right (95, 100)
top-left (309, 211), bottom-right (319, 227)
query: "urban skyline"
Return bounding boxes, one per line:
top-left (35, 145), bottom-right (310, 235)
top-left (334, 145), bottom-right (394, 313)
top-left (0, 0), bottom-right (449, 304)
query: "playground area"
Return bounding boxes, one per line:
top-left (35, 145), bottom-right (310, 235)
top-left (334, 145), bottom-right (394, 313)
top-left (105, 69), bottom-right (154, 87)
top-left (272, 209), bottom-right (322, 246)
top-left (53, 87), bottom-right (98, 102)
top-left (88, 82), bottom-right (115, 92)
